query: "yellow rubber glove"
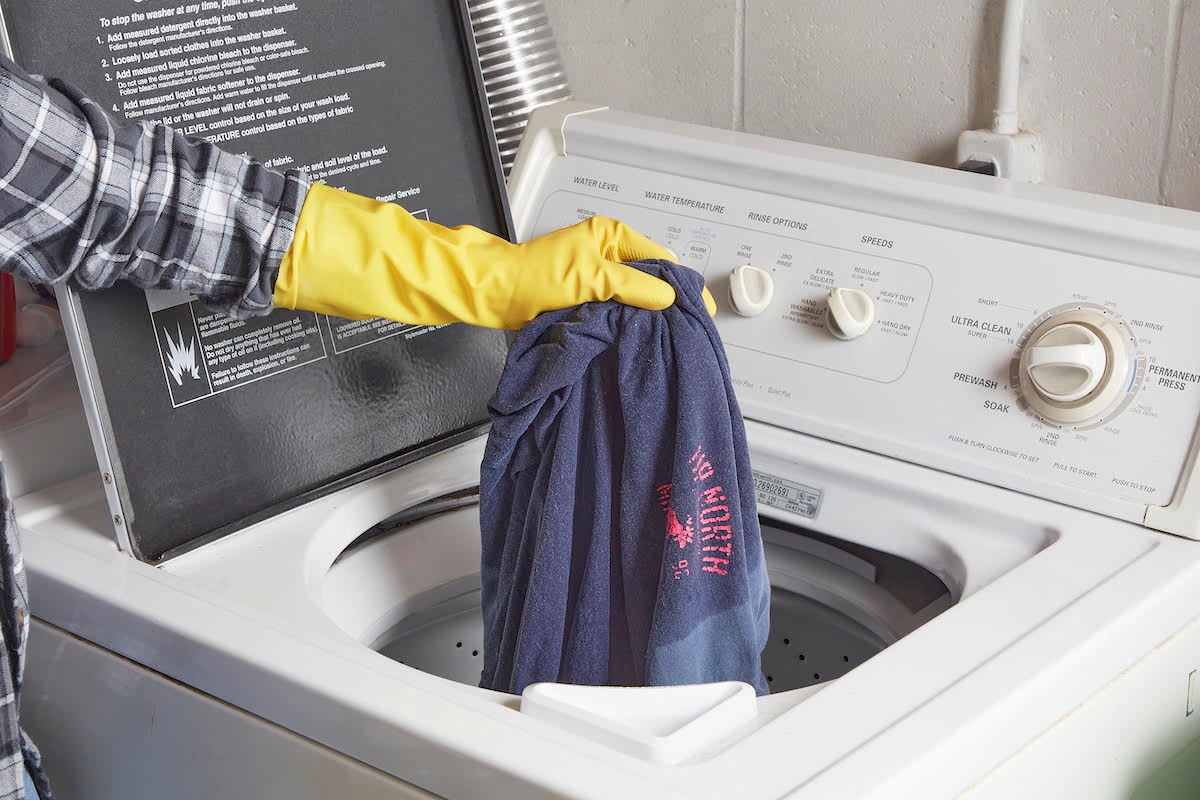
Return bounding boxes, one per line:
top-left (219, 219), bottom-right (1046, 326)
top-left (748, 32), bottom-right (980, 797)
top-left (274, 183), bottom-right (715, 329)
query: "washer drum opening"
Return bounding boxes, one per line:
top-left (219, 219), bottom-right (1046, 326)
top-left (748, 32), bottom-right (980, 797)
top-left (321, 497), bottom-right (952, 693)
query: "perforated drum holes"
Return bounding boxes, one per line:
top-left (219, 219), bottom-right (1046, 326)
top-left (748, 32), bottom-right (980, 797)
top-left (758, 592), bottom-right (887, 692)
top-left (365, 514), bottom-right (950, 693)
top-left (377, 583), bottom-right (890, 694)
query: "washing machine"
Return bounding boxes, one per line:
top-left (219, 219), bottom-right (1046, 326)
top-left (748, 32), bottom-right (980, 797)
top-left (1, 97), bottom-right (1198, 799)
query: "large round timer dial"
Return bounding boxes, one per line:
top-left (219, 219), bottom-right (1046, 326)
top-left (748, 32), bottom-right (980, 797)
top-left (1014, 305), bottom-right (1140, 426)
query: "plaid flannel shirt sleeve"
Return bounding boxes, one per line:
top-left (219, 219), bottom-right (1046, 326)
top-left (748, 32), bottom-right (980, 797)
top-left (0, 54), bottom-right (310, 318)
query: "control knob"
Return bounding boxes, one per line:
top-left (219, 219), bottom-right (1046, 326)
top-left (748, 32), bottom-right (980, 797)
top-left (825, 287), bottom-right (875, 340)
top-left (728, 265), bottom-right (774, 317)
top-left (1017, 309), bottom-right (1132, 425)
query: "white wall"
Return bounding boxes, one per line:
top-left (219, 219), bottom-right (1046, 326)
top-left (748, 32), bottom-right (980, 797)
top-left (541, 0), bottom-right (1198, 210)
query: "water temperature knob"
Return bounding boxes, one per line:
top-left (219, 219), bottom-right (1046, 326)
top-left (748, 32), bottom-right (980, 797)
top-left (825, 287), bottom-right (875, 340)
top-left (728, 265), bottom-right (774, 317)
top-left (1017, 309), bottom-right (1133, 425)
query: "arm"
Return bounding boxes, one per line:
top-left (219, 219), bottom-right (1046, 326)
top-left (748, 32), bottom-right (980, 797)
top-left (0, 55), bottom-right (702, 330)
top-left (0, 54), bottom-right (307, 318)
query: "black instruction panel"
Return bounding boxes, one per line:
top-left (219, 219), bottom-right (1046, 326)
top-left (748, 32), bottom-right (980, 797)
top-left (1, 0), bottom-right (512, 561)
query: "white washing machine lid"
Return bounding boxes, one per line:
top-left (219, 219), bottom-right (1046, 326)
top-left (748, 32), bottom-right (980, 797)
top-left (1, 0), bottom-right (514, 564)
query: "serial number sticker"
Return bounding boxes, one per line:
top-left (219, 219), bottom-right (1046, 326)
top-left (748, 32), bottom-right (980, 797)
top-left (753, 470), bottom-right (822, 519)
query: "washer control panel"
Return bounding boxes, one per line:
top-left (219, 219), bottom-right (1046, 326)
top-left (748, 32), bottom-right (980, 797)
top-left (537, 183), bottom-right (932, 384)
top-left (521, 151), bottom-right (1200, 514)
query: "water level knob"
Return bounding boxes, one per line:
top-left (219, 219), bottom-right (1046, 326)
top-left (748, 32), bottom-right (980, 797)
top-left (825, 288), bottom-right (875, 340)
top-left (728, 265), bottom-right (774, 317)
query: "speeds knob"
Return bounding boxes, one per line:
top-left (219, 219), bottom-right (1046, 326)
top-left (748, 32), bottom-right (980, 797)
top-left (1017, 309), bottom-right (1133, 425)
top-left (825, 287), bottom-right (875, 340)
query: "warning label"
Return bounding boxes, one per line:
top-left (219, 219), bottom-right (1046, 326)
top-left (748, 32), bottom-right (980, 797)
top-left (152, 300), bottom-right (213, 407)
top-left (203, 313), bottom-right (323, 389)
top-left (148, 290), bottom-right (327, 407)
top-left (146, 280), bottom-right (459, 406)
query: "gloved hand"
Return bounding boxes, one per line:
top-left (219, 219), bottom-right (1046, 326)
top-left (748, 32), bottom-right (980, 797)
top-left (274, 183), bottom-right (716, 329)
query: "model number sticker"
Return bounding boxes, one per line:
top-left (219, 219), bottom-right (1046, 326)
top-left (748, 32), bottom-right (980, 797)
top-left (753, 470), bottom-right (822, 519)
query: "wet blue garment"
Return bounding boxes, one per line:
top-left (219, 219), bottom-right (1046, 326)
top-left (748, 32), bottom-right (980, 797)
top-left (479, 259), bottom-right (770, 695)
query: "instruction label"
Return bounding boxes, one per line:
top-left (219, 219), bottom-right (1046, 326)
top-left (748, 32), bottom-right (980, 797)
top-left (322, 316), bottom-right (452, 354)
top-left (88, 0), bottom-right (425, 203)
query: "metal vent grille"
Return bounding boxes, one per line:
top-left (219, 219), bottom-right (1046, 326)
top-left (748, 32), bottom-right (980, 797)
top-left (468, 0), bottom-right (572, 175)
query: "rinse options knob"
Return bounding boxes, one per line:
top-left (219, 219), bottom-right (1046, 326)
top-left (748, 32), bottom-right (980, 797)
top-left (728, 265), bottom-right (774, 317)
top-left (825, 287), bottom-right (875, 340)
